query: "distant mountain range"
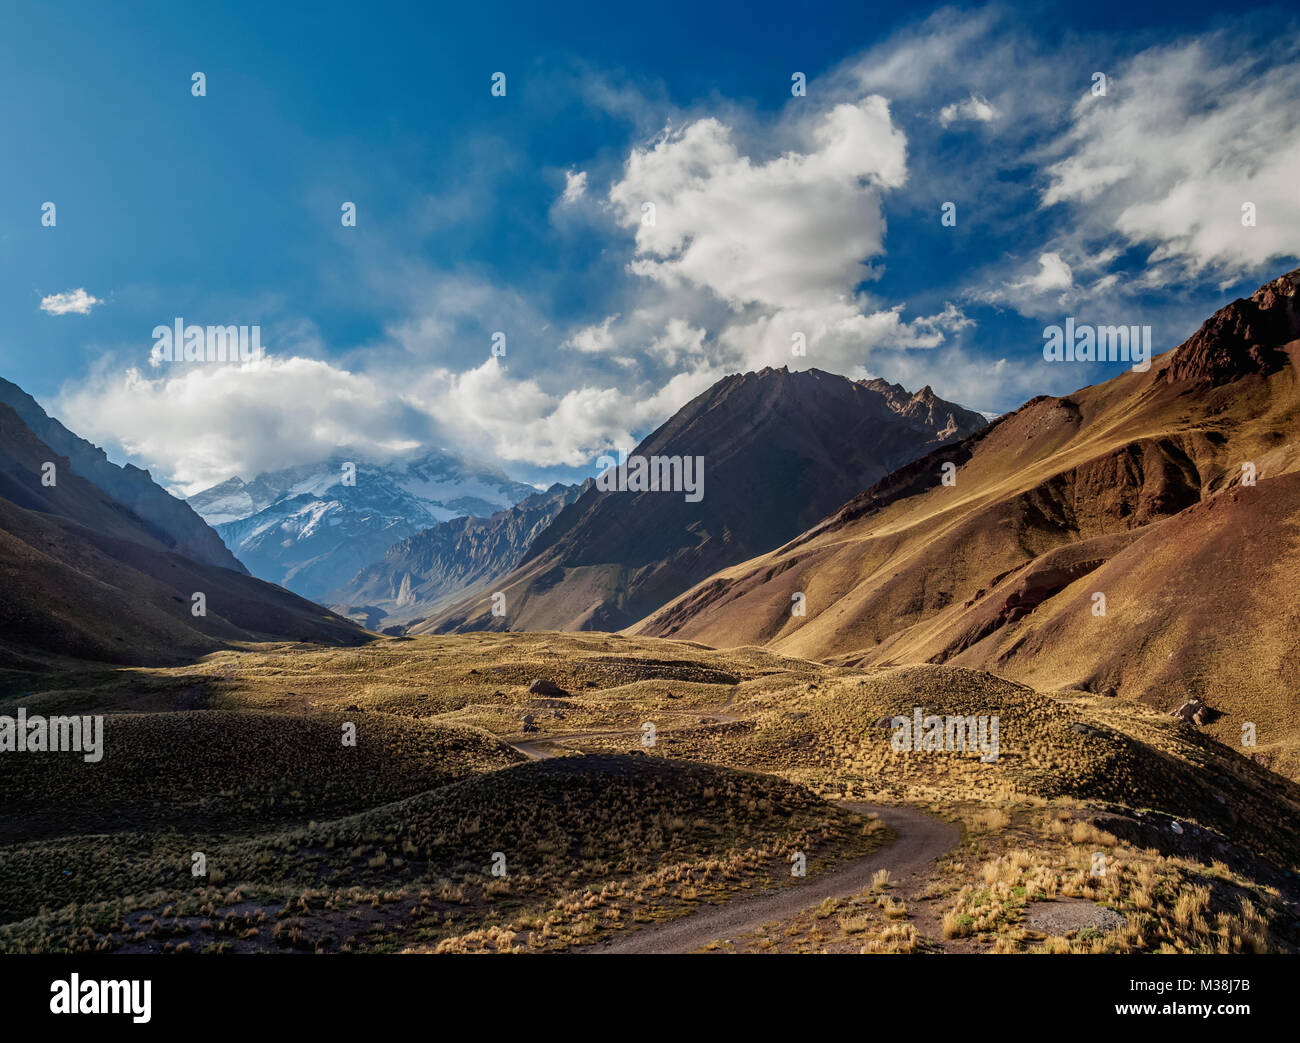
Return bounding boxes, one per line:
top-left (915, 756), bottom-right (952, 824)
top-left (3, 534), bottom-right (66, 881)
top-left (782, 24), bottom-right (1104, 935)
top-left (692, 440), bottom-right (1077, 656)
top-left (188, 452), bottom-right (538, 601)
top-left (327, 481), bottom-right (587, 630)
top-left (416, 368), bottom-right (986, 634)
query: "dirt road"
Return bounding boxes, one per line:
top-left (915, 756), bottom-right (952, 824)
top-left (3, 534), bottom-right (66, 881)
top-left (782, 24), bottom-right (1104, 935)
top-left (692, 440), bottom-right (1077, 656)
top-left (508, 726), bottom-right (957, 954)
top-left (581, 802), bottom-right (957, 954)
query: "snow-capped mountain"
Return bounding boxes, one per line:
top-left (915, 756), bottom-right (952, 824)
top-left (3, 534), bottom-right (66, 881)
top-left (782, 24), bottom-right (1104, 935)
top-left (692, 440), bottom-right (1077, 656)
top-left (187, 452), bottom-right (538, 601)
top-left (326, 480), bottom-right (586, 630)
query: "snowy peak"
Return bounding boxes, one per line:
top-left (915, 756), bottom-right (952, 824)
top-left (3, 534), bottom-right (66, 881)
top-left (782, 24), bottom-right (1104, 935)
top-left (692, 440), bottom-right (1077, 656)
top-left (187, 449), bottom-right (538, 600)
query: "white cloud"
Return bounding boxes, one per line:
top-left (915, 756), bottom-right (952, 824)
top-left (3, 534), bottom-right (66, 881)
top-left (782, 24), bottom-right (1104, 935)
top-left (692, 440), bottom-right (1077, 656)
top-left (419, 357), bottom-right (723, 467)
top-left (1041, 36), bottom-right (1300, 275)
top-left (938, 93), bottom-right (999, 126)
top-left (560, 169), bottom-right (588, 203)
top-left (57, 347), bottom-right (730, 486)
top-left (718, 300), bottom-right (973, 376)
top-left (40, 288), bottom-right (102, 315)
top-left (607, 99), bottom-right (907, 312)
top-left (1017, 252), bottom-right (1074, 293)
top-left (57, 357), bottom-right (435, 495)
top-left (860, 343), bottom-right (1042, 415)
top-left (562, 314), bottom-right (620, 353)
top-left (967, 250), bottom-right (1128, 319)
top-left (647, 318), bottom-right (708, 366)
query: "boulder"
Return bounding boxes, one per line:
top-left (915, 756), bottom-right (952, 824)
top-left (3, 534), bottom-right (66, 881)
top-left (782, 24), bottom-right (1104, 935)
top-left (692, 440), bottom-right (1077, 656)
top-left (528, 678), bottom-right (569, 697)
top-left (1170, 698), bottom-right (1217, 725)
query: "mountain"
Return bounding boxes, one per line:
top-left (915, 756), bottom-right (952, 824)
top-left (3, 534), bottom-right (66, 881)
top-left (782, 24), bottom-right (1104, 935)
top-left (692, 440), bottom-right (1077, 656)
top-left (0, 401), bottom-right (365, 676)
top-left (416, 368), bottom-right (986, 634)
top-left (631, 267), bottom-right (1300, 776)
top-left (188, 452), bottom-right (538, 601)
top-left (327, 481), bottom-right (587, 629)
top-left (0, 378), bottom-right (245, 573)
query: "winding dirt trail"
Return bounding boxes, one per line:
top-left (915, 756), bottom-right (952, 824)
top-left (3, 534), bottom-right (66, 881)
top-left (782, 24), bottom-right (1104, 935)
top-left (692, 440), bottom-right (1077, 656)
top-left (581, 802), bottom-right (957, 954)
top-left (508, 726), bottom-right (957, 954)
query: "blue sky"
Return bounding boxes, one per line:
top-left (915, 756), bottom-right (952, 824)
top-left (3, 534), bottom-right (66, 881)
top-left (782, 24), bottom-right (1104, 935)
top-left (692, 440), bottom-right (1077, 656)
top-left (2, 0), bottom-right (1297, 493)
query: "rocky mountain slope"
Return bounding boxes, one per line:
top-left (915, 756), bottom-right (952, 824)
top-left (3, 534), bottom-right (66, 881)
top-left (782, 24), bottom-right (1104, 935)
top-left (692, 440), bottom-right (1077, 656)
top-left (0, 378), bottom-right (245, 573)
top-left (0, 403), bottom-right (364, 676)
top-left (328, 481), bottom-right (586, 629)
top-left (631, 267), bottom-right (1300, 776)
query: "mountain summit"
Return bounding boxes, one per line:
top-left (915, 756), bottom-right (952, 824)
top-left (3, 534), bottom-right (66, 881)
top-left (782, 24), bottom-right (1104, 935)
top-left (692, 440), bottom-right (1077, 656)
top-left (416, 367), bottom-right (985, 634)
top-left (1165, 267), bottom-right (1300, 387)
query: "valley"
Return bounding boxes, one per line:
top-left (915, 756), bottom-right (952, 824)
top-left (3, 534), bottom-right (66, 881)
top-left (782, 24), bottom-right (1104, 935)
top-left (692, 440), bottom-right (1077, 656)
top-left (2, 632), bottom-right (1295, 954)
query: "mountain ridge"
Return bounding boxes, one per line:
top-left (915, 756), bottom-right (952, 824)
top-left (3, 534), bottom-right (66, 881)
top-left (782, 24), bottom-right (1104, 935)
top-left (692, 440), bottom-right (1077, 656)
top-left (328, 480), bottom-right (587, 629)
top-left (0, 378), bottom-right (246, 574)
top-left (418, 366), bottom-right (987, 635)
top-left (0, 402), bottom-right (365, 674)
top-left (629, 266), bottom-right (1300, 775)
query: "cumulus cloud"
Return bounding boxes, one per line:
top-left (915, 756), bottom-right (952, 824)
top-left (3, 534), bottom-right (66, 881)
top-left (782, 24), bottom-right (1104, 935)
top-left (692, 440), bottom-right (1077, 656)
top-left (967, 250), bottom-right (1134, 320)
top-left (717, 300), bottom-right (973, 376)
top-left (40, 288), bottom-right (102, 315)
top-left (647, 318), bottom-right (708, 366)
top-left (607, 99), bottom-right (907, 311)
top-left (56, 348), bottom-right (726, 487)
top-left (1017, 252), bottom-right (1074, 293)
top-left (420, 357), bottom-right (724, 467)
top-left (57, 357), bottom-right (436, 495)
top-left (562, 314), bottom-right (620, 353)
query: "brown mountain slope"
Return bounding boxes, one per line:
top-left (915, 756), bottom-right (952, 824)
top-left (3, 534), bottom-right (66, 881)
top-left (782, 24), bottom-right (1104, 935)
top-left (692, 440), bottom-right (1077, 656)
top-left (0, 404), bottom-right (365, 674)
top-left (631, 267), bottom-right (1300, 771)
top-left (0, 377), bottom-right (247, 573)
top-left (414, 368), bottom-right (986, 634)
top-left (918, 475), bottom-right (1300, 771)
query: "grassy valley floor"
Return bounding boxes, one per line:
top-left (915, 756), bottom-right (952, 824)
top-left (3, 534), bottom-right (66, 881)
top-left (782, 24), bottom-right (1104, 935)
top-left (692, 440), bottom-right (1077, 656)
top-left (2, 632), bottom-right (1297, 953)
